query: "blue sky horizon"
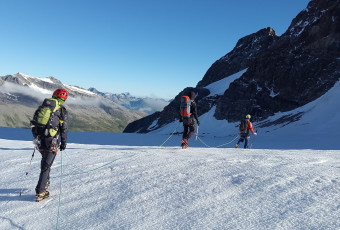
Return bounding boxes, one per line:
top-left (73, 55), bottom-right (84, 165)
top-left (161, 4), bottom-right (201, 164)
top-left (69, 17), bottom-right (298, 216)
top-left (0, 0), bottom-right (310, 99)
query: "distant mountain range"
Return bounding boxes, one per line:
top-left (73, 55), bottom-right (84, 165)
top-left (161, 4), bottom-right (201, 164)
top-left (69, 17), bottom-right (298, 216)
top-left (87, 88), bottom-right (169, 114)
top-left (124, 0), bottom-right (340, 133)
top-left (0, 73), bottom-right (168, 132)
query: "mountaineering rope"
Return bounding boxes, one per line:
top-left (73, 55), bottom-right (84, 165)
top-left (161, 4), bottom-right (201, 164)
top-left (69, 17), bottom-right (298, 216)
top-left (197, 134), bottom-right (239, 148)
top-left (215, 135), bottom-right (239, 148)
top-left (56, 150), bottom-right (63, 230)
top-left (159, 122), bottom-right (180, 147)
top-left (54, 151), bottom-right (141, 229)
top-left (65, 154), bottom-right (138, 175)
top-left (197, 136), bottom-right (212, 148)
top-left (158, 121), bottom-right (240, 148)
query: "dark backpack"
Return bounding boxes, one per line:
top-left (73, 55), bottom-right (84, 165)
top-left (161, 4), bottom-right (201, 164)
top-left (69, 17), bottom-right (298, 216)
top-left (180, 96), bottom-right (192, 118)
top-left (239, 119), bottom-right (249, 133)
top-left (31, 98), bottom-right (60, 137)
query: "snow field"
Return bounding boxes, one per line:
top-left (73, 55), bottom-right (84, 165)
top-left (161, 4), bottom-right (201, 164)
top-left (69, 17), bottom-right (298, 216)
top-left (0, 139), bottom-right (339, 230)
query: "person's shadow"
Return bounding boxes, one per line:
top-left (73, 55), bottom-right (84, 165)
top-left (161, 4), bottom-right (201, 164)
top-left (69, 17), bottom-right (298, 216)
top-left (0, 147), bottom-right (33, 150)
top-left (0, 189), bottom-right (34, 229)
top-left (0, 188), bottom-right (35, 202)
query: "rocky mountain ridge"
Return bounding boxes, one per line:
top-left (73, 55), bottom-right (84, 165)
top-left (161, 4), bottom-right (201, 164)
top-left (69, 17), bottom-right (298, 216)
top-left (124, 0), bottom-right (340, 133)
top-left (197, 27), bottom-right (279, 87)
top-left (88, 88), bottom-right (169, 114)
top-left (215, 0), bottom-right (340, 122)
top-left (124, 27), bottom-right (280, 133)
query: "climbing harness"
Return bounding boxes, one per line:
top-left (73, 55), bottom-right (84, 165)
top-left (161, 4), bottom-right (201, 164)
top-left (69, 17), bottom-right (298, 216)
top-left (64, 153), bottom-right (138, 175)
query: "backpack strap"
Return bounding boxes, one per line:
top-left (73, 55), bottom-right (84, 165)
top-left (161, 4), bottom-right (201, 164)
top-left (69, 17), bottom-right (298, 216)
top-left (45, 98), bottom-right (61, 137)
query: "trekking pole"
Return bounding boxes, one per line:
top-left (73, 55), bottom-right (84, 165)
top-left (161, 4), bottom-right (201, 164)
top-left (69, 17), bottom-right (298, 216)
top-left (19, 146), bottom-right (37, 196)
top-left (195, 125), bottom-right (199, 141)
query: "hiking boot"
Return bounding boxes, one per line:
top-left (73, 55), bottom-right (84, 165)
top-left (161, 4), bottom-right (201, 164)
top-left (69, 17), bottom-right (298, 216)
top-left (235, 144), bottom-right (238, 148)
top-left (181, 139), bottom-right (189, 149)
top-left (36, 191), bottom-right (49, 202)
top-left (181, 143), bottom-right (188, 149)
top-left (183, 139), bottom-right (188, 145)
top-left (45, 181), bottom-right (50, 190)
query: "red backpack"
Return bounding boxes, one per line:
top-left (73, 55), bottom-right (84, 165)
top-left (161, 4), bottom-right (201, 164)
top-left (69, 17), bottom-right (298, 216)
top-left (180, 96), bottom-right (192, 118)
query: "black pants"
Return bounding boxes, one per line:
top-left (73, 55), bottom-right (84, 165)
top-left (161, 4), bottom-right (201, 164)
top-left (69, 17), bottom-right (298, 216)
top-left (35, 150), bottom-right (56, 194)
top-left (182, 124), bottom-right (195, 140)
top-left (237, 133), bottom-right (249, 149)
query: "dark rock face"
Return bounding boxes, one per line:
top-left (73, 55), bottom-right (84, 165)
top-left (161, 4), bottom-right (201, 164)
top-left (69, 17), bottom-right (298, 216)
top-left (123, 112), bottom-right (161, 133)
top-left (124, 28), bottom-right (279, 133)
top-left (124, 0), bottom-right (340, 133)
top-left (215, 0), bottom-right (340, 122)
top-left (197, 27), bottom-right (279, 88)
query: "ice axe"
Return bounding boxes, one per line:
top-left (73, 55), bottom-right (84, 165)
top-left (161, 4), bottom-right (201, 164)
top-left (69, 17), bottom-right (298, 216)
top-left (195, 125), bottom-right (199, 141)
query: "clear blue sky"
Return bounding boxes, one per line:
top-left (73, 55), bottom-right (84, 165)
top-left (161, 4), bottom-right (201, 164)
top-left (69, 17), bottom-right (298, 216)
top-left (0, 0), bottom-right (310, 99)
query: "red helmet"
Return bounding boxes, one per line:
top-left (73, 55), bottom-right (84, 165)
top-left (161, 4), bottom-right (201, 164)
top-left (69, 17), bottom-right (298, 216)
top-left (53, 89), bottom-right (68, 101)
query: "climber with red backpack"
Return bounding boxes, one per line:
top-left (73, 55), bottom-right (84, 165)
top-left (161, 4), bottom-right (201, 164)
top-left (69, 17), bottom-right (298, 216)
top-left (235, 114), bottom-right (257, 149)
top-left (179, 91), bottom-right (200, 149)
top-left (30, 88), bottom-right (69, 202)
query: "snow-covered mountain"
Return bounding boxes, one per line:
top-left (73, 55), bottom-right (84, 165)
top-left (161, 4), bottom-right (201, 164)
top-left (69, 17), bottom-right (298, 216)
top-left (0, 73), bottom-right (146, 132)
top-left (124, 0), bottom-right (340, 135)
top-left (88, 88), bottom-right (169, 114)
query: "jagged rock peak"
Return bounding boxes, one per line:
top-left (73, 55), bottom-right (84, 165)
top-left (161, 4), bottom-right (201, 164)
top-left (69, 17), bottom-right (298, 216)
top-left (197, 27), bottom-right (279, 87)
top-left (88, 87), bottom-right (99, 94)
top-left (214, 0), bottom-right (340, 122)
top-left (285, 0), bottom-right (340, 39)
top-left (47, 76), bottom-right (62, 84)
top-left (231, 27), bottom-right (277, 55)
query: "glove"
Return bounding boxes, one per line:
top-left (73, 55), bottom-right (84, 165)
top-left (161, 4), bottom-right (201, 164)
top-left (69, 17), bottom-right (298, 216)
top-left (197, 120), bottom-right (200, 126)
top-left (59, 142), bottom-right (67, 151)
top-left (254, 133), bottom-right (257, 136)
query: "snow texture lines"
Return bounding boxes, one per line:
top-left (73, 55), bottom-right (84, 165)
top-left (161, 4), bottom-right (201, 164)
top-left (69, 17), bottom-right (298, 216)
top-left (0, 140), bottom-right (339, 230)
